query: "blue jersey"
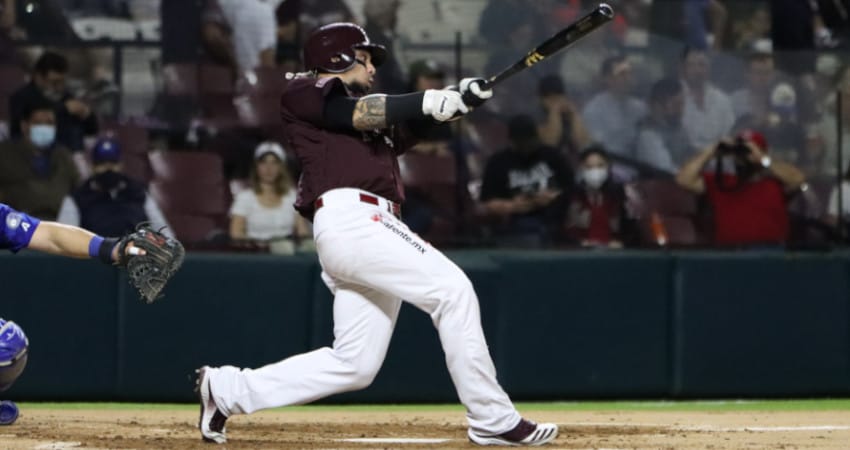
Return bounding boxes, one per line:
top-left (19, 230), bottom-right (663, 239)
top-left (0, 203), bottom-right (40, 253)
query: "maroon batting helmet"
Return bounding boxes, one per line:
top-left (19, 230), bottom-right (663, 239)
top-left (303, 23), bottom-right (387, 73)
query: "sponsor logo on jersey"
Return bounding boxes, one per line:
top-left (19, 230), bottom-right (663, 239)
top-left (5, 213), bottom-right (21, 231)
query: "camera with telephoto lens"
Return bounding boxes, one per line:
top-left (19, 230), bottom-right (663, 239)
top-left (715, 137), bottom-right (750, 156)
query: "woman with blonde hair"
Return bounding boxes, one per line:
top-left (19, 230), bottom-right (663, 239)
top-left (229, 142), bottom-right (308, 243)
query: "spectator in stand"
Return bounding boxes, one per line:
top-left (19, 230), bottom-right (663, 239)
top-left (536, 74), bottom-right (591, 157)
top-left (730, 4), bottom-right (771, 51)
top-left (9, 51), bottom-right (98, 153)
top-left (298, 0), bottom-right (353, 41)
top-left (675, 130), bottom-right (805, 247)
top-left (479, 115), bottom-right (574, 247)
top-left (730, 53), bottom-right (791, 127)
top-left (680, 46), bottom-right (734, 150)
top-left (275, 0), bottom-right (301, 71)
top-left (0, 99), bottom-right (78, 220)
top-left (362, 0), bottom-right (405, 94)
top-left (635, 77), bottom-right (694, 174)
top-left (202, 0), bottom-right (278, 75)
top-left (229, 142), bottom-right (307, 242)
top-left (56, 138), bottom-right (172, 238)
top-left (581, 55), bottom-right (647, 159)
top-left (816, 63), bottom-right (850, 176)
top-left (683, 0), bottom-right (727, 50)
top-left (479, 0), bottom-right (548, 115)
top-left (564, 145), bottom-right (636, 248)
top-left (826, 168), bottom-right (850, 233)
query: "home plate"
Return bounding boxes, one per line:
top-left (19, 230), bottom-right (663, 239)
top-left (340, 438), bottom-right (453, 444)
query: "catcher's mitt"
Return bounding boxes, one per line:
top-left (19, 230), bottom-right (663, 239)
top-left (117, 224), bottom-right (185, 304)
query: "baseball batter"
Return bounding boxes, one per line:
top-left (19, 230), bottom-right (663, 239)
top-left (196, 23), bottom-right (558, 446)
top-left (0, 202), bottom-right (152, 423)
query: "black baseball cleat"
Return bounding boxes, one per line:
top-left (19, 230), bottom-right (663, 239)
top-left (195, 366), bottom-right (228, 444)
top-left (468, 418), bottom-right (558, 446)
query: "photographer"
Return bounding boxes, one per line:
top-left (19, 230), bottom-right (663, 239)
top-left (676, 130), bottom-right (805, 246)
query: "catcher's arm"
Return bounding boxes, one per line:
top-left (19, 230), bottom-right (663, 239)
top-left (28, 221), bottom-right (145, 261)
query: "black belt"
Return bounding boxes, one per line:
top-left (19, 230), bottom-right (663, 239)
top-left (314, 193), bottom-right (401, 219)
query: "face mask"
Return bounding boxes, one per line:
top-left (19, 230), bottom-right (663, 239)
top-left (94, 170), bottom-right (123, 190)
top-left (29, 124), bottom-right (56, 148)
top-left (582, 167), bottom-right (608, 189)
top-left (42, 89), bottom-right (62, 102)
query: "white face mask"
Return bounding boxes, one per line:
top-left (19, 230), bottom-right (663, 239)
top-left (29, 124), bottom-right (56, 149)
top-left (582, 167), bottom-right (608, 189)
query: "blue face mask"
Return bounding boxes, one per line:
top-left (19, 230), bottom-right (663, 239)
top-left (29, 125), bottom-right (56, 149)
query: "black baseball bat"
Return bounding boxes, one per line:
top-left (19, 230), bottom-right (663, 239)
top-left (481, 3), bottom-right (615, 90)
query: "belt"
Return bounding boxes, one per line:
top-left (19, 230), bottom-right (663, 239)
top-left (315, 192), bottom-right (401, 219)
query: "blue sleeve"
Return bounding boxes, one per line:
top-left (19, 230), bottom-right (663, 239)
top-left (0, 203), bottom-right (41, 253)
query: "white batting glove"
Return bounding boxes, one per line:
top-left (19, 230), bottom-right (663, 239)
top-left (422, 89), bottom-right (469, 122)
top-left (459, 78), bottom-right (493, 107)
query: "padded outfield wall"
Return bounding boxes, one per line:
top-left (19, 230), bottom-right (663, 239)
top-left (2, 250), bottom-right (848, 402)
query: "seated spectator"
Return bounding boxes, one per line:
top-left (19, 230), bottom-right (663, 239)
top-left (479, 115), bottom-right (574, 247)
top-left (298, 0), bottom-right (354, 43)
top-left (564, 146), bottom-right (636, 248)
top-left (9, 51), bottom-right (99, 153)
top-left (363, 0), bottom-right (405, 94)
top-left (635, 77), bottom-right (694, 173)
top-left (202, 0), bottom-right (277, 75)
top-left (675, 130), bottom-right (806, 246)
top-left (731, 52), bottom-right (782, 124)
top-left (229, 142), bottom-right (307, 242)
top-left (536, 74), bottom-right (590, 157)
top-left (0, 99), bottom-right (78, 219)
top-left (581, 55), bottom-right (647, 159)
top-left (56, 138), bottom-right (172, 238)
top-left (826, 172), bottom-right (850, 230)
top-left (680, 46), bottom-right (734, 150)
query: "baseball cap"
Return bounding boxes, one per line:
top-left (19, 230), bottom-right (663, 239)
top-left (254, 141), bottom-right (286, 161)
top-left (738, 129), bottom-right (768, 152)
top-left (408, 59), bottom-right (445, 81)
top-left (91, 138), bottom-right (122, 163)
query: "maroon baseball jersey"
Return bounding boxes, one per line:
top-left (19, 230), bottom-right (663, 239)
top-left (280, 76), bottom-right (409, 219)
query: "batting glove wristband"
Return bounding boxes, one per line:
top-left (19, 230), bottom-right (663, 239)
top-left (422, 89), bottom-right (468, 122)
top-left (459, 78), bottom-right (493, 107)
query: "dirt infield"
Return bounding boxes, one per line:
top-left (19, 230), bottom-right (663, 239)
top-left (1, 408), bottom-right (850, 449)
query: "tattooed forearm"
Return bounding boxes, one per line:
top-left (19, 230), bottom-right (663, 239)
top-left (352, 94), bottom-right (387, 130)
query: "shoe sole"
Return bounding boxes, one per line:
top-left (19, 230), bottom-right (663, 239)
top-left (196, 367), bottom-right (226, 444)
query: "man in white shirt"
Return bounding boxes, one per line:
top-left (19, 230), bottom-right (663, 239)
top-left (680, 47), bottom-right (735, 150)
top-left (581, 55), bottom-right (647, 159)
top-left (202, 0), bottom-right (279, 74)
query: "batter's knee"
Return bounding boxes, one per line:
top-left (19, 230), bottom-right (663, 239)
top-left (347, 359), bottom-right (382, 391)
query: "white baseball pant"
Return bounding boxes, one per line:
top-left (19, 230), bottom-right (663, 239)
top-left (206, 188), bottom-right (521, 435)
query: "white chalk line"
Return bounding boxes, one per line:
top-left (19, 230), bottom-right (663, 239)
top-left (560, 421), bottom-right (850, 432)
top-left (339, 438), bottom-right (453, 443)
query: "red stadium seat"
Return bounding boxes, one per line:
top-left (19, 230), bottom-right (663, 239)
top-left (240, 67), bottom-right (288, 96)
top-left (162, 63), bottom-right (199, 96)
top-left (0, 65), bottom-right (27, 121)
top-left (399, 152), bottom-right (463, 244)
top-left (149, 151), bottom-right (226, 186)
top-left (233, 94), bottom-right (280, 128)
top-left (631, 178), bottom-right (697, 217)
top-left (100, 120), bottom-right (149, 155)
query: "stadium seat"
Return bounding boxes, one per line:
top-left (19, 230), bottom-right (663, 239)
top-left (162, 63), bottom-right (199, 96)
top-left (399, 152), bottom-right (462, 244)
top-left (240, 67), bottom-right (288, 96)
top-left (631, 178), bottom-right (698, 217)
top-left (233, 94), bottom-right (280, 128)
top-left (628, 178), bottom-right (704, 247)
top-left (100, 121), bottom-right (149, 155)
top-left (148, 151), bottom-right (226, 186)
top-left (0, 66), bottom-right (27, 120)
